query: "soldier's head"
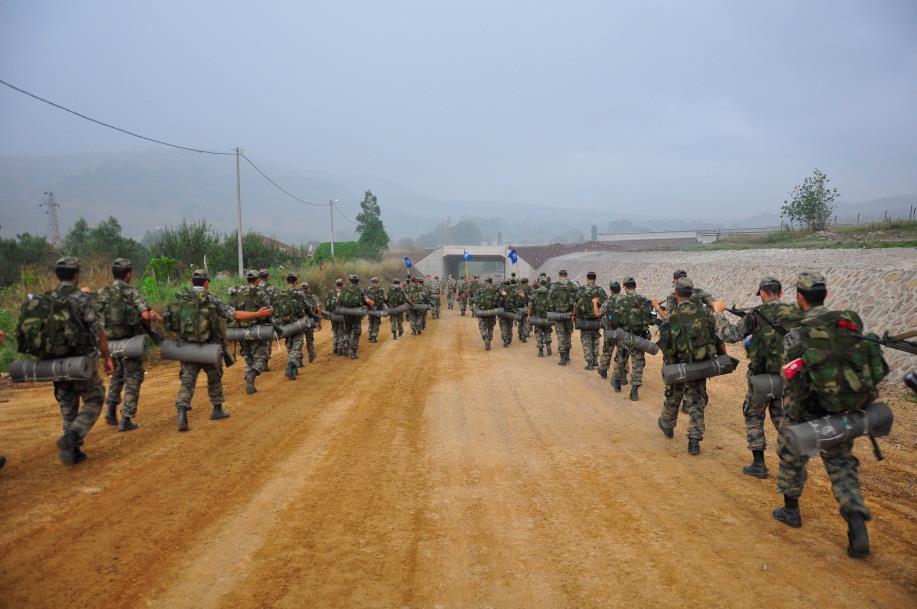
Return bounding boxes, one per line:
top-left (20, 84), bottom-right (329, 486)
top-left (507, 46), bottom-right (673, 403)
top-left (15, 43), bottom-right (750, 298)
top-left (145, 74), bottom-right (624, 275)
top-left (393, 279), bottom-right (401, 286)
top-left (259, 269), bottom-right (269, 282)
top-left (610, 280), bottom-right (621, 294)
top-left (586, 271), bottom-right (596, 284)
top-left (349, 274), bottom-right (359, 284)
top-left (192, 268), bottom-right (210, 288)
top-left (419, 277), bottom-right (425, 284)
top-left (335, 277), bottom-right (344, 287)
top-left (434, 276), bottom-right (440, 281)
top-left (559, 269), bottom-right (568, 278)
top-left (522, 277), bottom-right (529, 285)
top-left (672, 270), bottom-right (687, 285)
top-left (370, 276), bottom-right (379, 285)
top-left (448, 274), bottom-right (453, 279)
top-left (286, 272), bottom-right (298, 286)
top-left (795, 272), bottom-right (826, 311)
top-left (674, 277), bottom-right (694, 302)
top-left (623, 277), bottom-right (636, 292)
top-left (112, 258), bottom-right (133, 282)
top-left (300, 281), bottom-right (311, 292)
top-left (758, 276), bottom-right (782, 303)
top-left (55, 256), bottom-right (80, 283)
top-left (485, 277), bottom-right (493, 284)
top-left (246, 269), bottom-right (259, 285)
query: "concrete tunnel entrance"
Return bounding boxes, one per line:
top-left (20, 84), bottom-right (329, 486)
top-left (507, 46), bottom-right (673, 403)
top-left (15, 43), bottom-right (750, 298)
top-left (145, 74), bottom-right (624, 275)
top-left (443, 255), bottom-right (506, 279)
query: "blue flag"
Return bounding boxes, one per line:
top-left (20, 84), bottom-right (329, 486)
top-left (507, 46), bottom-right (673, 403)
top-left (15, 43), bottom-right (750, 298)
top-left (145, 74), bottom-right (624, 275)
top-left (463, 249), bottom-right (472, 261)
top-left (508, 248), bottom-right (518, 265)
top-left (403, 256), bottom-right (412, 269)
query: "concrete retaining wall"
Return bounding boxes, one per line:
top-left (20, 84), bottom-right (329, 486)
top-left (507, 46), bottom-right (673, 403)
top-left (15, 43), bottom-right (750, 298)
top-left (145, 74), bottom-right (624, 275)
top-left (537, 248), bottom-right (917, 383)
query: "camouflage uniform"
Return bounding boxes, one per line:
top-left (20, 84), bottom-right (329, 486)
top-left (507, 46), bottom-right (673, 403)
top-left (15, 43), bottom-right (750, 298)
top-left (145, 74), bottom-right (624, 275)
top-left (301, 285), bottom-right (320, 362)
top-left (431, 280), bottom-right (442, 319)
top-left (518, 280), bottom-right (533, 339)
top-left (457, 279), bottom-right (468, 315)
top-left (446, 277), bottom-right (456, 309)
top-left (548, 278), bottom-right (577, 363)
top-left (364, 283), bottom-right (387, 342)
top-left (50, 281), bottom-right (106, 446)
top-left (529, 281), bottom-right (553, 355)
top-left (404, 282), bottom-right (424, 334)
top-left (420, 282), bottom-right (432, 329)
top-left (277, 286), bottom-right (311, 370)
top-left (98, 278), bottom-right (150, 422)
top-left (337, 282), bottom-right (366, 356)
top-left (476, 282), bottom-right (501, 348)
top-left (386, 283), bottom-right (408, 338)
top-left (229, 283), bottom-right (272, 381)
top-left (325, 287), bottom-right (344, 354)
top-left (597, 291), bottom-right (621, 375)
top-left (261, 279), bottom-right (278, 367)
top-left (612, 291), bottom-right (654, 388)
top-left (497, 283), bottom-right (515, 346)
top-left (576, 282), bottom-right (606, 368)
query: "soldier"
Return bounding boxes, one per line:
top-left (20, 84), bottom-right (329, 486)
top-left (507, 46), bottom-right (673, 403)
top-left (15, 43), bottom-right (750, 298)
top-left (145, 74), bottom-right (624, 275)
top-left (274, 272), bottom-right (311, 380)
top-left (97, 257), bottom-right (161, 431)
top-left (15, 257), bottom-right (113, 465)
top-left (518, 277), bottom-right (533, 340)
top-left (476, 277), bottom-right (501, 350)
top-left (457, 274), bottom-right (468, 315)
top-left (576, 271), bottom-right (606, 370)
top-left (497, 280), bottom-right (515, 348)
top-left (325, 278), bottom-right (345, 355)
top-left (611, 277), bottom-right (656, 401)
top-left (228, 270), bottom-right (273, 394)
top-left (656, 277), bottom-right (720, 455)
top-left (548, 269), bottom-right (578, 366)
top-left (597, 281), bottom-right (622, 380)
top-left (168, 269), bottom-right (271, 431)
top-left (364, 276), bottom-right (386, 343)
top-left (338, 274), bottom-right (373, 359)
top-left (420, 277), bottom-right (433, 329)
top-left (404, 278), bottom-right (423, 335)
top-left (446, 273), bottom-right (457, 310)
top-left (386, 279), bottom-right (408, 339)
top-left (259, 269), bottom-right (277, 371)
top-left (528, 276), bottom-right (553, 357)
top-left (300, 282), bottom-right (321, 363)
top-left (662, 269), bottom-right (715, 312)
top-left (772, 272), bottom-right (886, 558)
top-left (431, 276), bottom-right (442, 319)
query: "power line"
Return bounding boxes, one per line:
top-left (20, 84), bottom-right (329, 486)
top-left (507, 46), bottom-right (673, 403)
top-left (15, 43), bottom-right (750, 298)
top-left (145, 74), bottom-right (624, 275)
top-left (0, 77), bottom-right (234, 155)
top-left (333, 202), bottom-right (358, 225)
top-left (239, 153), bottom-right (326, 207)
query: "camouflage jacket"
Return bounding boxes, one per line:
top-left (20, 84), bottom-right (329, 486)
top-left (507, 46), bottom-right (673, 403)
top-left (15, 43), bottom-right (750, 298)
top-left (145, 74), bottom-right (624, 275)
top-left (548, 280), bottom-right (578, 313)
top-left (261, 283), bottom-right (278, 305)
top-left (658, 299), bottom-right (718, 364)
top-left (664, 286), bottom-right (715, 312)
top-left (364, 286), bottom-right (386, 309)
top-left (529, 285), bottom-right (552, 317)
top-left (97, 279), bottom-right (150, 339)
top-left (716, 301), bottom-right (802, 375)
top-left (386, 286), bottom-right (407, 307)
top-left (575, 283), bottom-right (607, 319)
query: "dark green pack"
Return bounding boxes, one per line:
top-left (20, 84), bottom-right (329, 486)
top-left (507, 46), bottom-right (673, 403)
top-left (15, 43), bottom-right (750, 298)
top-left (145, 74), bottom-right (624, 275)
top-left (661, 300), bottom-right (718, 363)
top-left (530, 286), bottom-right (551, 316)
top-left (15, 286), bottom-right (91, 358)
top-left (478, 286), bottom-right (500, 310)
top-left (613, 293), bottom-right (653, 332)
top-left (786, 310), bottom-right (889, 413)
top-left (339, 285), bottom-right (363, 308)
top-left (273, 289), bottom-right (306, 324)
top-left (575, 285), bottom-right (606, 318)
top-left (549, 281), bottom-right (577, 313)
top-left (166, 288), bottom-right (222, 343)
top-left (228, 285), bottom-right (263, 328)
top-left (746, 302), bottom-right (803, 375)
top-left (96, 283), bottom-right (142, 339)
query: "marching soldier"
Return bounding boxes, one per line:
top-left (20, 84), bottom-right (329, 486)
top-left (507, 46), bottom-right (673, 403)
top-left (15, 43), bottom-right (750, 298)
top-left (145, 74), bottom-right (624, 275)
top-left (611, 277), bottom-right (655, 401)
top-left (300, 282), bottom-right (321, 363)
top-left (597, 281), bottom-right (622, 380)
top-left (228, 270), bottom-right (273, 394)
top-left (446, 274), bottom-right (457, 310)
top-left (325, 278), bottom-right (345, 355)
top-left (576, 271), bottom-right (606, 370)
top-left (386, 279), bottom-right (408, 339)
top-left (529, 276), bottom-right (553, 357)
top-left (548, 269), bottom-right (578, 365)
top-left (337, 275), bottom-right (373, 359)
top-left (477, 277), bottom-right (501, 350)
top-left (364, 277), bottom-right (386, 343)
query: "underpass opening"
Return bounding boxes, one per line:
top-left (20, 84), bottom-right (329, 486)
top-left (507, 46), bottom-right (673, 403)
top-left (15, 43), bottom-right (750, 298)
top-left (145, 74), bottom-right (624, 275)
top-left (443, 255), bottom-right (506, 279)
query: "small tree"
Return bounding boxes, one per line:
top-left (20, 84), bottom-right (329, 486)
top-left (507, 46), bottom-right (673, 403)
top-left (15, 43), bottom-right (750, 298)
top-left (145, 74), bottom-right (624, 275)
top-left (355, 190), bottom-right (389, 261)
top-left (781, 169), bottom-right (839, 231)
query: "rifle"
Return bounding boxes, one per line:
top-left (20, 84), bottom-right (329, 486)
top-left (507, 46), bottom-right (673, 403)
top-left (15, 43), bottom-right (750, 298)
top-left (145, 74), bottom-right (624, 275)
top-left (727, 305), bottom-right (790, 336)
top-left (851, 330), bottom-right (917, 356)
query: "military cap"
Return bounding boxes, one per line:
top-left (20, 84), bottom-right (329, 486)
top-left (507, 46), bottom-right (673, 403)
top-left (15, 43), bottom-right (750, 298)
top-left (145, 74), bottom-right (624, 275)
top-left (610, 280), bottom-right (621, 289)
top-left (54, 256), bottom-right (80, 271)
top-left (796, 271), bottom-right (826, 290)
top-left (675, 277), bottom-right (694, 290)
top-left (299, 281), bottom-right (310, 289)
top-left (335, 277), bottom-right (344, 285)
top-left (393, 279), bottom-right (401, 284)
top-left (558, 269), bottom-right (568, 276)
top-left (673, 270), bottom-right (688, 279)
top-left (622, 276), bottom-right (635, 285)
top-left (419, 277), bottom-right (425, 282)
top-left (485, 277), bottom-right (493, 283)
top-left (370, 276), bottom-right (379, 283)
top-left (586, 271), bottom-right (597, 280)
top-left (758, 276), bottom-right (782, 291)
top-left (348, 274), bottom-right (358, 281)
top-left (259, 269), bottom-right (269, 279)
top-left (112, 257), bottom-right (132, 271)
top-left (539, 272), bottom-right (547, 277)
top-left (286, 272), bottom-right (298, 281)
top-left (245, 269), bottom-right (259, 280)
top-left (521, 277), bottom-right (529, 283)
top-left (192, 268), bottom-right (209, 280)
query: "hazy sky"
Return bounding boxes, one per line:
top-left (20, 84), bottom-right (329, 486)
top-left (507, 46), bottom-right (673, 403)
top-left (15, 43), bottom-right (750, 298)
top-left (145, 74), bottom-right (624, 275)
top-left (1, 0), bottom-right (916, 218)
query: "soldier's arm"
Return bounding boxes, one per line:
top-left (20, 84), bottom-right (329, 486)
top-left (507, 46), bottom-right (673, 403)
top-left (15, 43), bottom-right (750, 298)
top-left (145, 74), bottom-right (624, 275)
top-left (714, 310), bottom-right (753, 343)
top-left (80, 296), bottom-right (113, 373)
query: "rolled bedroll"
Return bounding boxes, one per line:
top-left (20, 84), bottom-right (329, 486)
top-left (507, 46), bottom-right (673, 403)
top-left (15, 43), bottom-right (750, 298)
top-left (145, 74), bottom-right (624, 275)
top-left (784, 402), bottom-right (893, 457)
top-left (9, 355), bottom-right (98, 383)
top-left (748, 373), bottom-right (783, 405)
top-left (366, 309), bottom-right (385, 318)
top-left (226, 325), bottom-right (276, 342)
top-left (474, 307), bottom-right (503, 318)
top-left (607, 328), bottom-right (660, 356)
top-left (160, 340), bottom-right (223, 366)
top-left (574, 318), bottom-right (602, 331)
top-left (107, 335), bottom-right (149, 359)
top-left (337, 306), bottom-right (368, 317)
top-left (661, 354), bottom-right (740, 385)
top-left (279, 317), bottom-right (313, 338)
top-left (546, 311), bottom-right (573, 321)
top-left (497, 310), bottom-right (522, 321)
top-left (527, 315), bottom-right (554, 327)
top-left (410, 303), bottom-right (431, 312)
top-left (386, 303), bottom-right (410, 316)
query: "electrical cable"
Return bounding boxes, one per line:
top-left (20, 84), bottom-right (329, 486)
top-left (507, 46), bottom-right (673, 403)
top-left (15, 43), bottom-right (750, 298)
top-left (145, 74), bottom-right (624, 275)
top-left (240, 153), bottom-right (326, 207)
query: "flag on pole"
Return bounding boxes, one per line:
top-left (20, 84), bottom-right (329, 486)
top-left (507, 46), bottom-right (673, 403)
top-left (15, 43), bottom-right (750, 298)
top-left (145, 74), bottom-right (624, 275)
top-left (507, 248), bottom-right (518, 265)
top-left (463, 249), bottom-right (472, 261)
top-left (403, 256), bottom-right (412, 269)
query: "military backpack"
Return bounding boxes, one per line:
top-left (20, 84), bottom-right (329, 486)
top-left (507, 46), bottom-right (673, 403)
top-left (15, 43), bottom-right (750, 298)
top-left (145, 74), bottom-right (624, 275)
top-left (166, 288), bottom-right (224, 344)
top-left (96, 283), bottom-right (143, 339)
top-left (273, 289), bottom-right (306, 324)
top-left (16, 285), bottom-right (92, 358)
top-left (550, 281), bottom-right (577, 313)
top-left (613, 293), bottom-right (654, 332)
top-left (478, 286), bottom-right (500, 310)
top-left (745, 302), bottom-right (804, 375)
top-left (339, 285), bottom-right (364, 308)
top-left (228, 285), bottom-right (264, 328)
top-left (660, 300), bottom-right (718, 363)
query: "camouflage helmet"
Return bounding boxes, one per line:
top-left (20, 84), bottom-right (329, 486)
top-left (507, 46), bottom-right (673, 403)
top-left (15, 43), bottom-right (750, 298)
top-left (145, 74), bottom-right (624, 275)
top-left (335, 277), bottom-right (344, 286)
top-left (112, 257), bottom-right (132, 272)
top-left (245, 269), bottom-right (259, 280)
top-left (286, 272), bottom-right (298, 282)
top-left (370, 276), bottom-right (379, 283)
top-left (54, 256), bottom-right (80, 271)
top-left (674, 276), bottom-right (694, 294)
top-left (348, 274), bottom-right (358, 282)
top-left (759, 276), bottom-right (782, 292)
top-left (796, 271), bottom-right (826, 291)
top-left (192, 268), bottom-right (210, 281)
top-left (259, 269), bottom-right (269, 279)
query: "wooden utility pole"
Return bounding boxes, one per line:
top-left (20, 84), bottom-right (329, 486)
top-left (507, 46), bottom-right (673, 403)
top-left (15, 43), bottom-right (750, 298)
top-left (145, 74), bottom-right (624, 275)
top-left (235, 147), bottom-right (244, 277)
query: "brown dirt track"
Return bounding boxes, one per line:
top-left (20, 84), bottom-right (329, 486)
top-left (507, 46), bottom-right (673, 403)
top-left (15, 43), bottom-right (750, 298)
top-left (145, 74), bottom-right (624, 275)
top-left (0, 311), bottom-right (915, 609)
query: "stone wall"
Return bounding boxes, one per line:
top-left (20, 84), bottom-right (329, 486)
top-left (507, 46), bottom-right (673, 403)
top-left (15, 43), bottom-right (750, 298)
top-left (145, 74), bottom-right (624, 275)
top-left (537, 248), bottom-right (917, 383)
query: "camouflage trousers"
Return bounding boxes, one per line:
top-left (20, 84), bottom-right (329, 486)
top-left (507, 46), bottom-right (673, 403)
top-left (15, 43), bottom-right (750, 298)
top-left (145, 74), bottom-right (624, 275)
top-left (447, 292), bottom-right (455, 309)
top-left (580, 329), bottom-right (600, 364)
top-left (615, 346), bottom-right (644, 386)
top-left (343, 316), bottom-right (362, 353)
top-left (660, 379), bottom-right (708, 440)
top-left (460, 298), bottom-right (468, 315)
top-left (367, 314), bottom-right (382, 340)
top-left (777, 424), bottom-right (870, 519)
top-left (534, 324), bottom-right (553, 349)
top-left (478, 316), bottom-right (496, 342)
top-left (304, 328), bottom-right (316, 359)
top-left (54, 370), bottom-right (105, 443)
top-left (390, 313), bottom-right (404, 337)
top-left (499, 318), bottom-right (514, 345)
top-left (421, 310), bottom-right (428, 330)
top-left (598, 334), bottom-right (619, 372)
top-left (432, 297), bottom-right (441, 319)
top-left (409, 311), bottom-right (424, 333)
top-left (286, 333), bottom-right (304, 367)
top-left (107, 355), bottom-right (145, 418)
top-left (330, 320), bottom-right (343, 353)
top-left (742, 380), bottom-right (784, 451)
top-left (240, 340), bottom-right (270, 376)
top-left (517, 315), bottom-right (528, 340)
top-left (176, 361), bottom-right (224, 410)
top-left (554, 319), bottom-right (574, 354)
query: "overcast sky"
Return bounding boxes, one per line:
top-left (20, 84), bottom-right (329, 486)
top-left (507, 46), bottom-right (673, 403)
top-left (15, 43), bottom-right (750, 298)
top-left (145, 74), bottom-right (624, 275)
top-left (1, 0), bottom-right (915, 219)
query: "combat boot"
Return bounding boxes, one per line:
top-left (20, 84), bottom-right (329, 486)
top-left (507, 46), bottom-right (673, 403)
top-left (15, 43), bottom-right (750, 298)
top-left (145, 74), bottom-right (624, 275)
top-left (546, 345), bottom-right (552, 356)
top-left (846, 513), bottom-right (870, 558)
top-left (350, 350), bottom-right (358, 359)
top-left (176, 406), bottom-right (190, 432)
top-left (773, 496), bottom-right (802, 528)
top-left (657, 417), bottom-right (673, 438)
top-left (592, 356), bottom-right (599, 368)
top-left (613, 378), bottom-right (622, 392)
top-left (104, 402), bottom-right (118, 426)
top-left (688, 438), bottom-right (700, 455)
top-left (56, 430), bottom-right (80, 465)
top-left (598, 368), bottom-right (607, 379)
top-left (285, 362), bottom-right (297, 380)
top-left (118, 416), bottom-right (139, 432)
top-left (742, 450), bottom-right (768, 479)
top-left (537, 347), bottom-right (544, 357)
top-left (209, 405), bottom-right (230, 420)
top-left (621, 376), bottom-right (629, 386)
top-left (520, 334), bottom-right (527, 343)
top-left (557, 352), bottom-right (567, 366)
top-left (308, 351), bottom-right (316, 363)
top-left (585, 360), bottom-right (593, 371)
top-left (245, 371), bottom-right (257, 395)
top-left (74, 447), bottom-right (88, 463)
top-left (629, 385), bottom-right (639, 401)
top-left (503, 339), bottom-right (509, 348)
top-left (485, 340), bottom-right (491, 351)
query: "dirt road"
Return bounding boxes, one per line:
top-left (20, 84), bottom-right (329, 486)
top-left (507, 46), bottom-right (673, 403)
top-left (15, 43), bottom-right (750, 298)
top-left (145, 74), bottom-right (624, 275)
top-left (1, 312), bottom-right (915, 609)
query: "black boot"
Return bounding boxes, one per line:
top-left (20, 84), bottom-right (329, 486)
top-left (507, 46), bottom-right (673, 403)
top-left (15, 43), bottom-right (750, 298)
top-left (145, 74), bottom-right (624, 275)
top-left (350, 350), bottom-right (358, 359)
top-left (74, 447), bottom-right (88, 463)
top-left (485, 340), bottom-right (491, 351)
top-left (537, 347), bottom-right (544, 357)
top-left (598, 368), bottom-right (607, 379)
top-left (285, 362), bottom-right (296, 380)
top-left (177, 406), bottom-right (190, 432)
top-left (557, 352), bottom-right (567, 366)
top-left (118, 416), bottom-right (139, 432)
top-left (629, 385), bottom-right (639, 401)
top-left (245, 371), bottom-right (258, 394)
top-left (503, 339), bottom-right (509, 348)
top-left (0, 455), bottom-right (5, 471)
top-left (743, 450), bottom-right (769, 479)
top-left (546, 345), bottom-right (552, 356)
top-left (847, 513), bottom-right (870, 558)
top-left (56, 430), bottom-right (80, 465)
top-left (657, 417), bottom-right (673, 439)
top-left (613, 378), bottom-right (622, 393)
top-left (104, 402), bottom-right (118, 426)
top-left (773, 495), bottom-right (802, 528)
top-left (688, 438), bottom-right (700, 455)
top-left (585, 361), bottom-right (594, 371)
top-left (621, 376), bottom-right (629, 386)
top-left (209, 405), bottom-right (230, 420)
top-left (308, 352), bottom-right (316, 363)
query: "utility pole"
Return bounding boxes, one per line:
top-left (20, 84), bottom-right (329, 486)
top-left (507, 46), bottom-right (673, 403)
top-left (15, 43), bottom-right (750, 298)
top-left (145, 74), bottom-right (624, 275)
top-left (40, 191), bottom-right (61, 247)
top-left (235, 147), bottom-right (244, 277)
top-left (329, 199), bottom-right (337, 258)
